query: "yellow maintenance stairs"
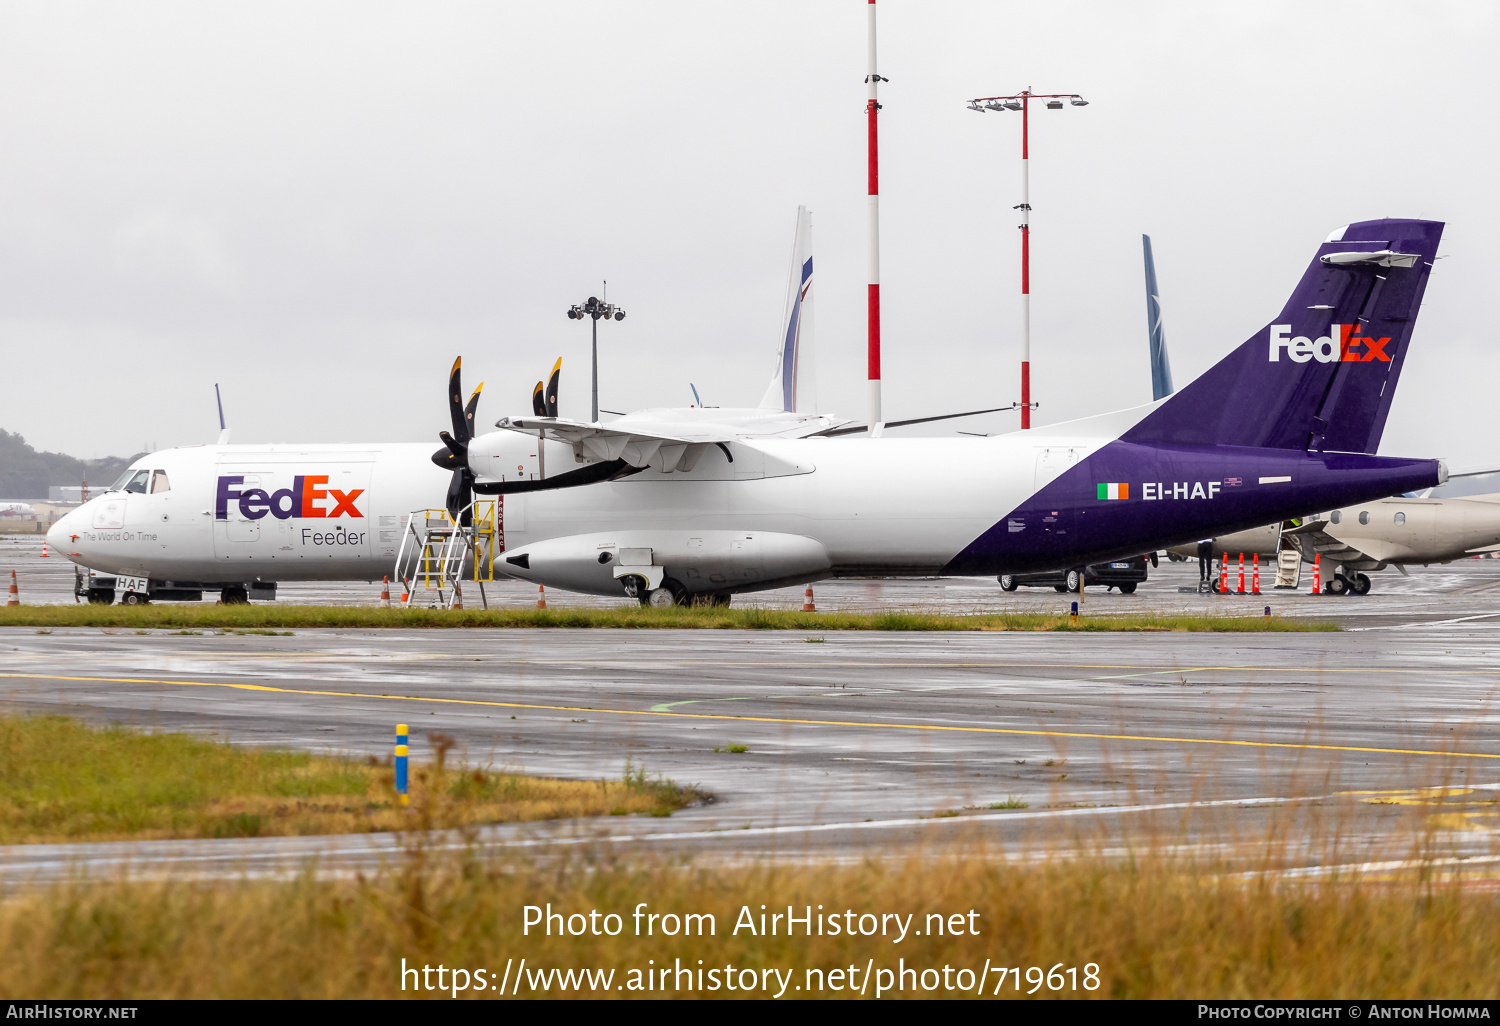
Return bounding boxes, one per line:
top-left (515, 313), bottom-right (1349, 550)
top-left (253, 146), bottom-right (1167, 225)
top-left (392, 500), bottom-right (501, 609)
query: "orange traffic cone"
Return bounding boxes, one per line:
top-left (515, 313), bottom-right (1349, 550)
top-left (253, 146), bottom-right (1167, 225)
top-left (1237, 553), bottom-right (1245, 594)
top-left (1311, 554), bottom-right (1322, 595)
top-left (379, 576), bottom-right (391, 608)
top-left (1219, 556), bottom-right (1227, 595)
top-left (803, 586), bottom-right (815, 612)
top-left (1251, 554), bottom-right (1261, 595)
top-left (40, 539), bottom-right (47, 558)
top-left (6, 570), bottom-right (18, 606)
top-left (537, 584), bottom-right (547, 610)
top-left (453, 582), bottom-right (463, 610)
top-left (400, 589), bottom-right (410, 607)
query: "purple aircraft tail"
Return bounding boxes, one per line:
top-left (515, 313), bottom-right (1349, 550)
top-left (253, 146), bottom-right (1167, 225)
top-left (1122, 218), bottom-right (1442, 454)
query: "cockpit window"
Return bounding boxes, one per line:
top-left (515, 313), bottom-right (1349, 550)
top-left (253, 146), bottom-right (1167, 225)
top-left (150, 470), bottom-right (171, 494)
top-left (109, 469), bottom-right (136, 492)
top-left (122, 470), bottom-right (150, 494)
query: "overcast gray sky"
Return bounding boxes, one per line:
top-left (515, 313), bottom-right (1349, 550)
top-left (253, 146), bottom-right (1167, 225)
top-left (1, 1), bottom-right (1495, 467)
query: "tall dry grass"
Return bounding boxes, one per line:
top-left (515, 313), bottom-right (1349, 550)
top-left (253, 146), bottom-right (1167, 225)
top-left (0, 844), bottom-right (1494, 999)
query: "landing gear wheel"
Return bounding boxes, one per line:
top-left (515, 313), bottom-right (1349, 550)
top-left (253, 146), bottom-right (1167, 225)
top-left (1324, 576), bottom-right (1349, 596)
top-left (1065, 570), bottom-right (1082, 593)
top-left (1118, 582), bottom-right (1137, 594)
top-left (643, 577), bottom-right (689, 608)
top-left (1210, 578), bottom-right (1221, 594)
top-left (121, 592), bottom-right (149, 606)
top-left (220, 586), bottom-right (250, 605)
top-left (999, 575), bottom-right (1019, 592)
top-left (1352, 573), bottom-right (1371, 596)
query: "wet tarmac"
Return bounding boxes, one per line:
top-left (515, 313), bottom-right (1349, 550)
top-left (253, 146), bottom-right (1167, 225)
top-left (0, 594), bottom-right (1497, 878)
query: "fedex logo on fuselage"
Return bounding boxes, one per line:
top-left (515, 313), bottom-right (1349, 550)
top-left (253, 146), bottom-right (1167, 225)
top-left (1269, 324), bottom-right (1391, 364)
top-left (215, 475), bottom-right (364, 521)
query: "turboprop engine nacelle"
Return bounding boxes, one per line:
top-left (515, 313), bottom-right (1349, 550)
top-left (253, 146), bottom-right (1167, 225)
top-left (498, 530), bottom-right (833, 599)
top-left (467, 431), bottom-right (566, 486)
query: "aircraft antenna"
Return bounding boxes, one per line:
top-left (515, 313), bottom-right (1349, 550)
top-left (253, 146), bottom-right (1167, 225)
top-left (214, 384), bottom-right (232, 444)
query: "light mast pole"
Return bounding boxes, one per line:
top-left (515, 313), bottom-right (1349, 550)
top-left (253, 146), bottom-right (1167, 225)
top-left (865, 0), bottom-right (884, 435)
top-left (966, 88), bottom-right (1088, 430)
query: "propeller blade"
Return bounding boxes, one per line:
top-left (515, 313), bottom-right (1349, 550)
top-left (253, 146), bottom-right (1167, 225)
top-left (545, 358), bottom-right (561, 418)
top-left (463, 383), bottom-right (483, 440)
top-left (447, 356), bottom-right (469, 442)
top-left (445, 467), bottom-right (469, 521)
top-left (532, 381), bottom-right (546, 417)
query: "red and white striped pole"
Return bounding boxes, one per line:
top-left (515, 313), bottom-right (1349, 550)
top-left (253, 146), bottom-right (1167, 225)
top-left (865, 0), bottom-right (883, 436)
top-left (1019, 89), bottom-right (1032, 429)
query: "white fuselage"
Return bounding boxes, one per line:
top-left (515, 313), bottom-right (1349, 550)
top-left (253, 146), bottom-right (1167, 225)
top-left (1303, 495), bottom-right (1500, 567)
top-left (47, 421), bottom-right (1120, 590)
top-left (1168, 495), bottom-right (1500, 568)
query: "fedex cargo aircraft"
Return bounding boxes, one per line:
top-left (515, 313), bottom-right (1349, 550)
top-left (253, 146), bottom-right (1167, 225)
top-left (51, 218), bottom-right (1446, 606)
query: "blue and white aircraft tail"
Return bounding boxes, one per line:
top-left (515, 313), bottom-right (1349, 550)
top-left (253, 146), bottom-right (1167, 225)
top-left (1142, 234), bottom-right (1174, 401)
top-left (759, 205), bottom-right (815, 414)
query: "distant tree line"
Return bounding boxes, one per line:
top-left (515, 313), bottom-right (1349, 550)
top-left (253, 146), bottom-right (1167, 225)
top-left (0, 429), bottom-right (144, 499)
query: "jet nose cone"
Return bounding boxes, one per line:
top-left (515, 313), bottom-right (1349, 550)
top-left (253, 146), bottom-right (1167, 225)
top-left (48, 511), bottom-right (83, 559)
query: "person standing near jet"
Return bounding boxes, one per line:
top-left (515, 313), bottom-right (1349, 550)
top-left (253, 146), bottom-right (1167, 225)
top-left (1197, 539), bottom-right (1214, 587)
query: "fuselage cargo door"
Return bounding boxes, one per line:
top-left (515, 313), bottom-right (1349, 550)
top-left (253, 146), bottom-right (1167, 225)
top-left (1034, 448), bottom-right (1080, 492)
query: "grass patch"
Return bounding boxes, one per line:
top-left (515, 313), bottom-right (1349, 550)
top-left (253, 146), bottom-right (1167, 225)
top-left (0, 848), bottom-right (1495, 998)
top-left (986, 796), bottom-right (1030, 810)
top-left (0, 603), bottom-right (1337, 632)
top-left (711, 743), bottom-right (749, 754)
top-left (0, 715), bottom-right (700, 843)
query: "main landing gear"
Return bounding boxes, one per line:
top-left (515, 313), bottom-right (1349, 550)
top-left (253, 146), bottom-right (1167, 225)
top-left (622, 573), bottom-right (731, 608)
top-left (1325, 573), bottom-right (1371, 596)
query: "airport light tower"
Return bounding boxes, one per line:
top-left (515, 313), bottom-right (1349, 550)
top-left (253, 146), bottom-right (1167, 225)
top-left (967, 89), bottom-right (1088, 429)
top-left (566, 291), bottom-right (625, 423)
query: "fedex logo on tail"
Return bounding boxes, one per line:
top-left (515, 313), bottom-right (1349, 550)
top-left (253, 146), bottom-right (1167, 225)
top-left (215, 475), bottom-right (364, 521)
top-left (1269, 325), bottom-right (1391, 364)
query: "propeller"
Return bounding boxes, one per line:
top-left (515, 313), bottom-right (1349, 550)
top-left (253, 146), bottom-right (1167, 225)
top-left (430, 357), bottom-right (483, 524)
top-left (544, 357), bottom-right (561, 417)
top-left (531, 359), bottom-right (561, 417)
top-left (433, 356), bottom-right (564, 520)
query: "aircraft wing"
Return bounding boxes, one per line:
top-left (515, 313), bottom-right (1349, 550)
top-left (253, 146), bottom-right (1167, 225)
top-left (1281, 522), bottom-right (1385, 570)
top-left (496, 416), bottom-right (732, 472)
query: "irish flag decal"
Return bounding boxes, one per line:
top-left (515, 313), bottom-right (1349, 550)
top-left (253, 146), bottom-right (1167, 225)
top-left (1096, 482), bottom-right (1130, 500)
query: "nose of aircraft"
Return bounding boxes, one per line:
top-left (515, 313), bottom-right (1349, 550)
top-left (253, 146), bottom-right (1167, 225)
top-left (48, 508), bottom-right (86, 560)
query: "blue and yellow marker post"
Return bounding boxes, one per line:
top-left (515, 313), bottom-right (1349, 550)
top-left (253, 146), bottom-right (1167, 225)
top-left (395, 724), bottom-right (409, 806)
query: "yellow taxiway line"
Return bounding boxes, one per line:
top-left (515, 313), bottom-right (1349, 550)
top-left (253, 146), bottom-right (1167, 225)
top-left (1, 671), bottom-right (1496, 761)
